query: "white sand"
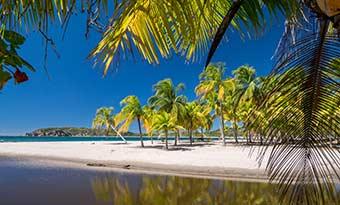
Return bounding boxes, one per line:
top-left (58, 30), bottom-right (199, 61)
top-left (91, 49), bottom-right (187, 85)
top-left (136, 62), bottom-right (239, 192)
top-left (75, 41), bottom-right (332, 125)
top-left (0, 141), bottom-right (271, 180)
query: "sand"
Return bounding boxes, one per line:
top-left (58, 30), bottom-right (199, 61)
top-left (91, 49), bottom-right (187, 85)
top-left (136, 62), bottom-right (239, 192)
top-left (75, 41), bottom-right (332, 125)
top-left (0, 140), bottom-right (271, 181)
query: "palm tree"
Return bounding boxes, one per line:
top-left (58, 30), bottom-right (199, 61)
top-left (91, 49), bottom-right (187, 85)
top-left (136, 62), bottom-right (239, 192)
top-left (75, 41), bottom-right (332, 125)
top-left (3, 1), bottom-right (340, 204)
top-left (184, 101), bottom-right (205, 145)
top-left (204, 4), bottom-right (340, 204)
top-left (92, 107), bottom-right (115, 136)
top-left (232, 65), bottom-right (257, 104)
top-left (116, 96), bottom-right (145, 147)
top-left (142, 105), bottom-right (156, 144)
top-left (148, 79), bottom-right (187, 145)
top-left (229, 65), bottom-right (258, 143)
top-left (152, 111), bottom-right (182, 150)
top-left (196, 63), bottom-right (228, 145)
top-left (197, 100), bottom-right (214, 141)
top-left (221, 78), bottom-right (241, 143)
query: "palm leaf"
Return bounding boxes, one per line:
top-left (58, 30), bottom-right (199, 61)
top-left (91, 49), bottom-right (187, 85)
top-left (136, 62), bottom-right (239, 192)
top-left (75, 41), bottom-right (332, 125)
top-left (205, 0), bottom-right (245, 67)
top-left (254, 15), bottom-right (340, 205)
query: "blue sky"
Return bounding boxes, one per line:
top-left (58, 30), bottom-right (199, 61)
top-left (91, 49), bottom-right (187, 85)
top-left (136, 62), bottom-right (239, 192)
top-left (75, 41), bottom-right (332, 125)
top-left (0, 14), bottom-right (285, 135)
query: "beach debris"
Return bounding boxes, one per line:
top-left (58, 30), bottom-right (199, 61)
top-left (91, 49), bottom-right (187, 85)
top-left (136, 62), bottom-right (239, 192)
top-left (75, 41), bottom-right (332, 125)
top-left (86, 163), bottom-right (106, 167)
top-left (123, 165), bottom-right (131, 169)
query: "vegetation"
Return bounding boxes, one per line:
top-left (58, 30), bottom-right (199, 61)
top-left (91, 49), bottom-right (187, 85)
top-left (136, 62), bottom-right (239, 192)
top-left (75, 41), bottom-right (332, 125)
top-left (95, 62), bottom-right (340, 148)
top-left (1, 1), bottom-right (340, 204)
top-left (92, 107), bottom-right (116, 136)
top-left (0, 30), bottom-right (35, 90)
top-left (116, 96), bottom-right (145, 147)
top-left (148, 79), bottom-right (187, 146)
top-left (25, 127), bottom-right (142, 137)
top-left (92, 61), bottom-right (340, 204)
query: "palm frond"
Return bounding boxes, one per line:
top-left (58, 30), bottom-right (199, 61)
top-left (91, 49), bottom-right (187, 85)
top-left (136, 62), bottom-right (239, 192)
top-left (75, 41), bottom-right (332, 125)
top-left (253, 15), bottom-right (340, 205)
top-left (205, 0), bottom-right (302, 67)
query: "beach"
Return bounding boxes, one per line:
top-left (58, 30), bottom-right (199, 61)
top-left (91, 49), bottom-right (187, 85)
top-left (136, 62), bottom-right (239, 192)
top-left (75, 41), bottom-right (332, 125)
top-left (0, 141), bottom-right (270, 181)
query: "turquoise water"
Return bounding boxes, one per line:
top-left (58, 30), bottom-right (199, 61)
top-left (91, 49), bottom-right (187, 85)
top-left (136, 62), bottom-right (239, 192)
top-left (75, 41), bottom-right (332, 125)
top-left (0, 136), bottom-right (145, 142)
top-left (0, 136), bottom-right (217, 142)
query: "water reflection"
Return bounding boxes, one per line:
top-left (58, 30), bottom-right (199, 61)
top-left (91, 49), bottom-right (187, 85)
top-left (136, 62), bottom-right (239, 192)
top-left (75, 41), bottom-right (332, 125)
top-left (91, 176), bottom-right (290, 205)
top-left (0, 157), bottom-right (339, 205)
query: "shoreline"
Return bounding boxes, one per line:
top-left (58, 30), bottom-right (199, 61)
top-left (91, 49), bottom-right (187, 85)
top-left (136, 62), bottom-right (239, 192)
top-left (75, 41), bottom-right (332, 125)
top-left (0, 152), bottom-right (269, 183)
top-left (0, 141), bottom-right (272, 182)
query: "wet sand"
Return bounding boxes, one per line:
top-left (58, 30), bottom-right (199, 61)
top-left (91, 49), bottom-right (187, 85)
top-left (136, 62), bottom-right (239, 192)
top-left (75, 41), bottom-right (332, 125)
top-left (0, 141), bottom-right (271, 181)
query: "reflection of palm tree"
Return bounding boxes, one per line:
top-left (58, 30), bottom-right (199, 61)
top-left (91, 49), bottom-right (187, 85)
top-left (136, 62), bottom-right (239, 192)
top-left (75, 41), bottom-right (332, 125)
top-left (116, 95), bottom-right (145, 147)
top-left (139, 176), bottom-right (212, 205)
top-left (92, 107), bottom-right (116, 136)
top-left (91, 175), bottom-right (340, 205)
top-left (91, 176), bottom-right (137, 205)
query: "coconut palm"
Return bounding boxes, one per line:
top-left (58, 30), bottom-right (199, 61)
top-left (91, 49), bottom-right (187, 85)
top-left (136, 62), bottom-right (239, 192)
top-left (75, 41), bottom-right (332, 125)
top-left (221, 78), bottom-right (242, 143)
top-left (152, 111), bottom-right (182, 150)
top-left (229, 65), bottom-right (259, 143)
top-left (183, 101), bottom-right (206, 145)
top-left (205, 3), bottom-right (340, 204)
top-left (148, 79), bottom-right (187, 145)
top-left (92, 107), bottom-right (116, 136)
top-left (197, 100), bottom-right (214, 140)
top-left (1, 1), bottom-right (304, 73)
top-left (142, 105), bottom-right (156, 144)
top-left (116, 95), bottom-right (145, 147)
top-left (2, 1), bottom-right (340, 204)
top-left (232, 65), bottom-right (257, 104)
top-left (87, 0), bottom-right (302, 72)
top-left (196, 63), bottom-right (229, 145)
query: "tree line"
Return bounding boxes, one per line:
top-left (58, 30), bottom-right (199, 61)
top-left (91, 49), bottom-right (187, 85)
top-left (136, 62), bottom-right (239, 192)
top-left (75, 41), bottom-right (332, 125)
top-left (93, 62), bottom-right (340, 150)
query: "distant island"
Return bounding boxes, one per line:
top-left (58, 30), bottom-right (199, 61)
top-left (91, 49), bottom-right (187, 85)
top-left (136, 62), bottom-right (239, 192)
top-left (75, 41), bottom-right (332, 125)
top-left (25, 127), bottom-right (223, 137)
top-left (25, 127), bottom-right (139, 137)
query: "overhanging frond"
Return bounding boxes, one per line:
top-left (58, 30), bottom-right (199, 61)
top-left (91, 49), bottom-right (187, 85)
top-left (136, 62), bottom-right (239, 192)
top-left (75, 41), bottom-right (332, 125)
top-left (253, 16), bottom-right (340, 205)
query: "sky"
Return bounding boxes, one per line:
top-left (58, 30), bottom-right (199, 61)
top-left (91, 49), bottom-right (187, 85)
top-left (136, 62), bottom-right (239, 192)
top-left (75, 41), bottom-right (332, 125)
top-left (0, 14), bottom-right (285, 135)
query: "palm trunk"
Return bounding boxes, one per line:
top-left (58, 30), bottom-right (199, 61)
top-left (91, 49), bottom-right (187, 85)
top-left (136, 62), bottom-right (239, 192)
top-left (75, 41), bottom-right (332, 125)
top-left (249, 131), bottom-right (252, 143)
top-left (260, 134), bottom-right (263, 145)
top-left (246, 131), bottom-right (249, 144)
top-left (189, 129), bottom-right (193, 146)
top-left (233, 120), bottom-right (238, 143)
top-left (219, 101), bottom-right (226, 145)
top-left (200, 128), bottom-right (204, 141)
top-left (137, 117), bottom-right (144, 147)
top-left (174, 131), bottom-right (178, 146)
top-left (178, 130), bottom-right (181, 143)
top-left (165, 129), bottom-right (169, 150)
top-left (174, 129), bottom-right (180, 146)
